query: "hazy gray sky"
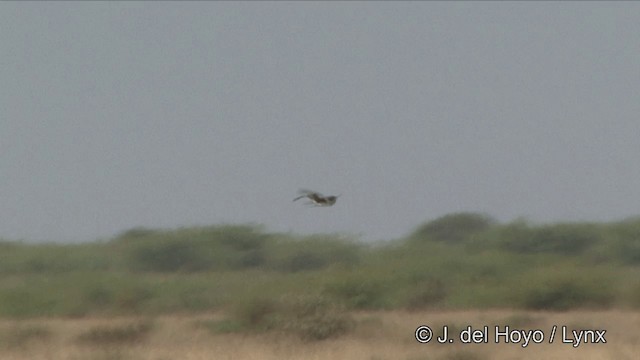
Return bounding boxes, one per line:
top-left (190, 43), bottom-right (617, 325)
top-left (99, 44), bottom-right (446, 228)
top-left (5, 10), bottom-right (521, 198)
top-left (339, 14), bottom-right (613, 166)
top-left (2, 2), bottom-right (640, 242)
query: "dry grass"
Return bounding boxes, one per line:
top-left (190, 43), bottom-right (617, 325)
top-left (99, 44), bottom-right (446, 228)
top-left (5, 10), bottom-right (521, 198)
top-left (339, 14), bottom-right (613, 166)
top-left (0, 310), bottom-right (637, 360)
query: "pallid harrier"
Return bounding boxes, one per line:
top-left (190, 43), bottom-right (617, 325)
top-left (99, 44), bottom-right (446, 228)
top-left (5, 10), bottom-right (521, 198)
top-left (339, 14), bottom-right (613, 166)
top-left (293, 189), bottom-right (340, 207)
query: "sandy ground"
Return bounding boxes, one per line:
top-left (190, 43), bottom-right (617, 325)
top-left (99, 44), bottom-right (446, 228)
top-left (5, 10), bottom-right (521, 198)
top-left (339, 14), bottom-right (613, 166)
top-left (0, 310), bottom-right (638, 360)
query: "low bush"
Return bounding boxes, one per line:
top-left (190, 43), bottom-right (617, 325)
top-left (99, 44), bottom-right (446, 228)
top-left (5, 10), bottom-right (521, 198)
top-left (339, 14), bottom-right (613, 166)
top-left (128, 240), bottom-right (211, 272)
top-left (499, 223), bottom-right (600, 255)
top-left (404, 278), bottom-right (448, 310)
top-left (269, 236), bottom-right (361, 273)
top-left (323, 277), bottom-right (387, 309)
top-left (280, 295), bottom-right (353, 341)
top-left (411, 212), bottom-right (495, 243)
top-left (76, 321), bottom-right (154, 346)
top-left (515, 268), bottom-right (614, 310)
top-left (0, 325), bottom-right (52, 349)
top-left (225, 294), bottom-right (352, 341)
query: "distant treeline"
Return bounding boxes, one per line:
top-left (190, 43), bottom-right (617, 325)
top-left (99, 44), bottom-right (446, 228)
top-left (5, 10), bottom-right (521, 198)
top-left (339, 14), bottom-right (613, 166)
top-left (0, 213), bottom-right (639, 321)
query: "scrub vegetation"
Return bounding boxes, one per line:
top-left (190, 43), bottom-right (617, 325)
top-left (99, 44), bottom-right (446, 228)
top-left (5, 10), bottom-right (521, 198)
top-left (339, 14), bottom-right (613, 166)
top-left (2, 213), bottom-right (640, 358)
top-left (1, 213), bottom-right (639, 326)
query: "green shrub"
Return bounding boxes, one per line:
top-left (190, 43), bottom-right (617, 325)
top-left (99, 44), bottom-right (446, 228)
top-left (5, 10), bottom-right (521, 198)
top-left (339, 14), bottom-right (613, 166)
top-left (404, 278), bottom-right (448, 310)
top-left (226, 295), bottom-right (352, 340)
top-left (279, 251), bottom-right (327, 272)
top-left (128, 241), bottom-right (210, 272)
top-left (0, 243), bottom-right (113, 274)
top-left (0, 288), bottom-right (57, 318)
top-left (613, 239), bottom-right (640, 265)
top-left (607, 218), bottom-right (640, 265)
top-left (84, 286), bottom-right (114, 307)
top-left (280, 295), bottom-right (353, 341)
top-left (113, 284), bottom-right (154, 313)
top-left (411, 213), bottom-right (495, 243)
top-left (233, 296), bottom-right (279, 330)
top-left (516, 270), bottom-right (614, 310)
top-left (627, 284), bottom-right (640, 308)
top-left (76, 321), bottom-right (154, 346)
top-left (269, 236), bottom-right (361, 273)
top-left (500, 223), bottom-right (600, 255)
top-left (115, 227), bottom-right (159, 240)
top-left (196, 319), bottom-right (245, 334)
top-left (217, 227), bottom-right (268, 251)
top-left (324, 277), bottom-right (386, 309)
top-left (0, 325), bottom-right (52, 349)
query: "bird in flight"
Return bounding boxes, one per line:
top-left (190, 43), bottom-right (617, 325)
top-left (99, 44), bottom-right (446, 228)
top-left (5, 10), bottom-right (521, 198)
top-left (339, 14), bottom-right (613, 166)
top-left (293, 189), bottom-right (340, 207)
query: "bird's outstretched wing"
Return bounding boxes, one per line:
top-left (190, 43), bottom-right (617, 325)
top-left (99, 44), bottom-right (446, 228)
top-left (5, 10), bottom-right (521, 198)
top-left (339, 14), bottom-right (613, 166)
top-left (293, 189), bottom-right (323, 202)
top-left (292, 194), bottom-right (307, 202)
top-left (297, 189), bottom-right (321, 195)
